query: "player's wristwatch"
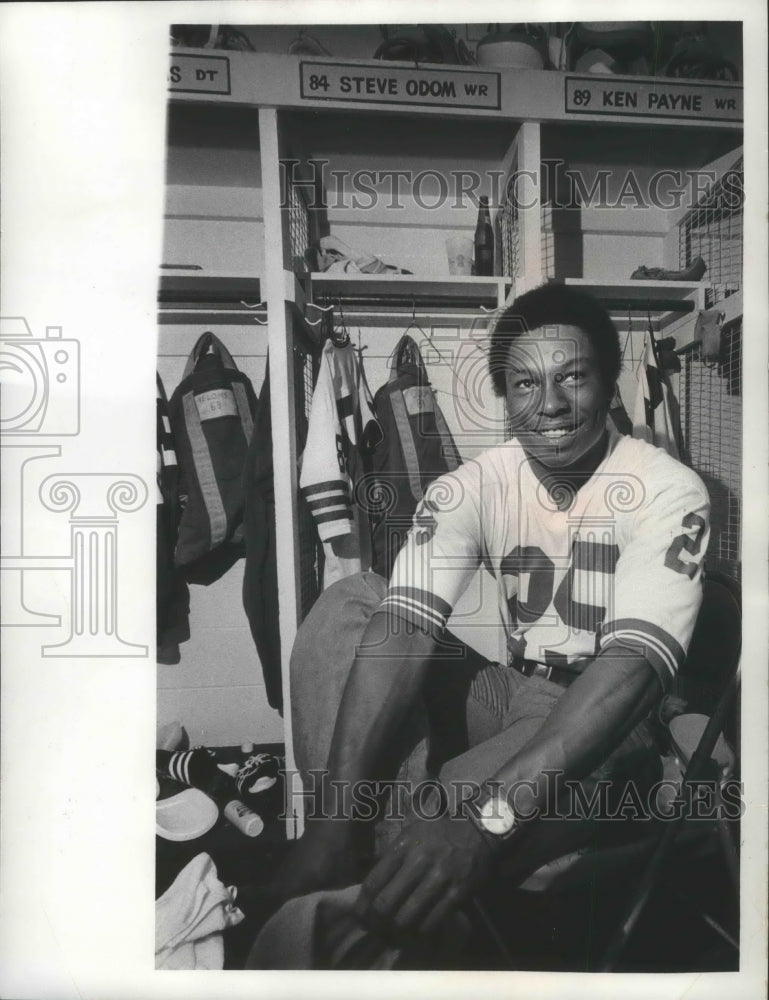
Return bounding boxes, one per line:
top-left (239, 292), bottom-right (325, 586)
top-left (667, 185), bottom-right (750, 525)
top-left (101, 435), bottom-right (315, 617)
top-left (464, 782), bottom-right (520, 842)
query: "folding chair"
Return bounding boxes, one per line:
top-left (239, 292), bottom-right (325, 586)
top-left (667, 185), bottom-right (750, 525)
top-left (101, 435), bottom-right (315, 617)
top-left (598, 572), bottom-right (741, 969)
top-left (472, 572), bottom-right (742, 971)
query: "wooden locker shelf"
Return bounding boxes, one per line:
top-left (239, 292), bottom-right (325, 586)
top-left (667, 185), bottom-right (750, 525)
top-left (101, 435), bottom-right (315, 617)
top-left (157, 274), bottom-right (266, 325)
top-left (550, 277), bottom-right (707, 328)
top-left (308, 273), bottom-right (508, 311)
top-left (158, 275), bottom-right (262, 302)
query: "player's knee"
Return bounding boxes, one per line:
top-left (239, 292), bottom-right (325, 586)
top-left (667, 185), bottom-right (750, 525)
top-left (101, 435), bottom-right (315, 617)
top-left (290, 572), bottom-right (388, 684)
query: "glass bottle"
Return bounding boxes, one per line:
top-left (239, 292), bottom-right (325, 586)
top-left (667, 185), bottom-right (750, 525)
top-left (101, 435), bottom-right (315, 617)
top-left (474, 195), bottom-right (494, 276)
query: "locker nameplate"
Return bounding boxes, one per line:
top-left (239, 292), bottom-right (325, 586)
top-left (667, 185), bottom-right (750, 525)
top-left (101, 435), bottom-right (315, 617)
top-left (565, 75), bottom-right (742, 122)
top-left (168, 54), bottom-right (232, 95)
top-left (300, 61), bottom-right (501, 110)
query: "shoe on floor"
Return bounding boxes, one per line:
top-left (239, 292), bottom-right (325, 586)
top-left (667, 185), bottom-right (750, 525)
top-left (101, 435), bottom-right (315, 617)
top-left (236, 754), bottom-right (281, 795)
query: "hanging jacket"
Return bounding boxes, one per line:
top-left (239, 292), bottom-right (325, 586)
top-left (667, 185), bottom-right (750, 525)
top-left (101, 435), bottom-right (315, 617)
top-left (156, 373), bottom-right (190, 663)
top-left (169, 333), bottom-right (258, 582)
top-left (370, 335), bottom-right (462, 579)
top-left (242, 361), bottom-right (283, 712)
top-left (299, 338), bottom-right (382, 589)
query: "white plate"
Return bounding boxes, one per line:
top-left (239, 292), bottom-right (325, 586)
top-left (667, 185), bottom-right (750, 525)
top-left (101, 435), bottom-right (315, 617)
top-left (156, 787), bottom-right (219, 841)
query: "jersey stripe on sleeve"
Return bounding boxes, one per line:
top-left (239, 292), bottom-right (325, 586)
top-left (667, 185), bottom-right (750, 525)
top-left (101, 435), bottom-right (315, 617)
top-left (303, 479), bottom-right (350, 498)
top-left (599, 617), bottom-right (686, 689)
top-left (301, 479), bottom-right (353, 537)
top-left (381, 586), bottom-right (453, 636)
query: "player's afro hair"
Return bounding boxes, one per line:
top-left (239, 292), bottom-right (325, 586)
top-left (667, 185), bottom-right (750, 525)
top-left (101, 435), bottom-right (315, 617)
top-left (488, 284), bottom-right (621, 399)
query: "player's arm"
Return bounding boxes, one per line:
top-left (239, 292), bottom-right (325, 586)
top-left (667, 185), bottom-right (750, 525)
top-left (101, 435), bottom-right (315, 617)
top-left (272, 474), bottom-right (481, 902)
top-left (262, 614), bottom-right (443, 910)
top-left (317, 612), bottom-right (439, 832)
top-left (316, 526), bottom-right (480, 847)
top-left (488, 647), bottom-right (659, 814)
top-left (490, 466), bottom-right (710, 817)
top-left (350, 643), bottom-right (658, 940)
top-left (353, 467), bottom-right (709, 935)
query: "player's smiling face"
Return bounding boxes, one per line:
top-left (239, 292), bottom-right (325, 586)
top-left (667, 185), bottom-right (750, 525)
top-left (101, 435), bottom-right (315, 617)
top-left (504, 325), bottom-right (610, 470)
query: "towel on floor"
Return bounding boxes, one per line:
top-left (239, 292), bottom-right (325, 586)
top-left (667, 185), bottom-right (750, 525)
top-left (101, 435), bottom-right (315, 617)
top-left (156, 852), bottom-right (245, 970)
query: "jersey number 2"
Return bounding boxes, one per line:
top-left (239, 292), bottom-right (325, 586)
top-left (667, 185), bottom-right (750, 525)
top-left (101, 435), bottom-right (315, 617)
top-left (664, 512), bottom-right (707, 578)
top-left (501, 541), bottom-right (614, 633)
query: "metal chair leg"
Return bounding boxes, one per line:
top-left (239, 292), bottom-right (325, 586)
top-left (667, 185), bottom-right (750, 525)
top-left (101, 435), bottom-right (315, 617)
top-left (598, 665), bottom-right (740, 971)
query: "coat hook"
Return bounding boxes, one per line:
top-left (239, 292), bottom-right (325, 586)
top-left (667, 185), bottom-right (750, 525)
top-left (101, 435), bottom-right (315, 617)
top-left (240, 299), bottom-right (268, 325)
top-left (330, 298), bottom-right (350, 347)
top-left (305, 300), bottom-right (335, 327)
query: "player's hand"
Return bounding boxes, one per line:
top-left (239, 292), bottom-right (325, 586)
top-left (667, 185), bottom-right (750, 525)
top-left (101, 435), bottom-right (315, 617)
top-left (353, 810), bottom-right (495, 939)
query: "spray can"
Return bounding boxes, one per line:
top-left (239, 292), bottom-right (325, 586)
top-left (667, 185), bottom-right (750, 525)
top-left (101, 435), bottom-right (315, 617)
top-left (223, 799), bottom-right (264, 837)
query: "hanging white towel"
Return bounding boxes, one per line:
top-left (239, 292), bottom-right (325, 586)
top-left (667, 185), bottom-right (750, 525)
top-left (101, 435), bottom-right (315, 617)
top-left (155, 852), bottom-right (244, 970)
top-left (632, 334), bottom-right (680, 459)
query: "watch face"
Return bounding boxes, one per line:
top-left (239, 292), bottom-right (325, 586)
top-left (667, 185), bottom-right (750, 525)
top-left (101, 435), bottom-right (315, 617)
top-left (479, 796), bottom-right (516, 836)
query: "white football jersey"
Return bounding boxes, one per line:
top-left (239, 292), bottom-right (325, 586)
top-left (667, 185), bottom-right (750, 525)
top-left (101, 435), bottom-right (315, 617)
top-left (385, 426), bottom-right (710, 692)
top-left (300, 339), bottom-right (380, 588)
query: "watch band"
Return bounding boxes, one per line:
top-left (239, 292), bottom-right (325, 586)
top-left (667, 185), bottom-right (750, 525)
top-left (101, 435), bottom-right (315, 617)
top-left (463, 782), bottom-right (520, 842)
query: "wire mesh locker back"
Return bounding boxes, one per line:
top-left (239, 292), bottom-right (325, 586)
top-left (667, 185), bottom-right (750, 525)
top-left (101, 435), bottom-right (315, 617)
top-left (678, 318), bottom-right (742, 583)
top-left (678, 157), bottom-right (743, 309)
top-left (496, 149), bottom-right (522, 284)
top-left (541, 202), bottom-right (555, 280)
top-left (287, 176), bottom-right (310, 273)
top-left (282, 156), bottom-right (324, 275)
